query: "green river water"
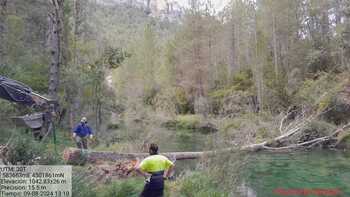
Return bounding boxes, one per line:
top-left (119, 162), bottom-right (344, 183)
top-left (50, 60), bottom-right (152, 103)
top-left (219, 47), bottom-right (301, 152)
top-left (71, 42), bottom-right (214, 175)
top-left (155, 129), bottom-right (350, 197)
top-left (243, 150), bottom-right (350, 197)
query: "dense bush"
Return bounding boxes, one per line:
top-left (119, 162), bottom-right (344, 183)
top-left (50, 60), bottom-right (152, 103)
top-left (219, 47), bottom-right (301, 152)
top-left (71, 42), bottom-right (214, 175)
top-left (2, 128), bottom-right (66, 165)
top-left (175, 115), bottom-right (201, 130)
top-left (296, 73), bottom-right (341, 110)
top-left (305, 48), bottom-right (335, 74)
top-left (6, 134), bottom-right (43, 165)
top-left (72, 172), bottom-right (144, 197)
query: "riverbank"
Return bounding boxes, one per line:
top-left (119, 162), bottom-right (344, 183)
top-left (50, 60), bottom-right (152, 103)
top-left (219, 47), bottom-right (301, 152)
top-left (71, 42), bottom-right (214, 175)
top-left (69, 149), bottom-right (350, 197)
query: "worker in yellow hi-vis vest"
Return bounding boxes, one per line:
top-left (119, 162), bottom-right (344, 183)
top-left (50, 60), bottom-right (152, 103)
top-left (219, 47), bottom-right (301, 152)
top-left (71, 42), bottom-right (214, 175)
top-left (136, 143), bottom-right (175, 197)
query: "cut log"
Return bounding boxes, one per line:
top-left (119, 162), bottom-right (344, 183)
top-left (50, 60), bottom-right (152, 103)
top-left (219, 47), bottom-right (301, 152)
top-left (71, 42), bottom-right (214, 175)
top-left (63, 148), bottom-right (213, 165)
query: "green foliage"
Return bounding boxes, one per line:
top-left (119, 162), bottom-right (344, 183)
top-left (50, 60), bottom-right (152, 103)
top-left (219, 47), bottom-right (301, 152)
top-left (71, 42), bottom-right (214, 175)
top-left (209, 87), bottom-right (235, 100)
top-left (221, 120), bottom-right (242, 133)
top-left (72, 172), bottom-right (98, 197)
top-left (98, 178), bottom-right (144, 197)
top-left (14, 63), bottom-right (49, 93)
top-left (175, 115), bottom-right (201, 130)
top-left (5, 15), bottom-right (25, 63)
top-left (72, 172), bottom-right (144, 197)
top-left (336, 131), bottom-right (350, 149)
top-left (213, 63), bottom-right (230, 89)
top-left (256, 127), bottom-right (269, 140)
top-left (296, 73), bottom-right (342, 110)
top-left (308, 120), bottom-right (337, 136)
top-left (0, 100), bottom-right (17, 120)
top-left (103, 47), bottom-right (129, 69)
top-left (7, 133), bottom-right (43, 165)
top-left (231, 69), bottom-right (254, 91)
top-left (210, 69), bottom-right (254, 99)
top-left (171, 172), bottom-right (228, 197)
top-left (174, 87), bottom-right (192, 114)
top-left (306, 48), bottom-right (335, 74)
top-left (152, 87), bottom-right (177, 114)
top-left (143, 86), bottom-right (159, 106)
top-left (1, 127), bottom-right (68, 165)
top-left (208, 69), bottom-right (254, 115)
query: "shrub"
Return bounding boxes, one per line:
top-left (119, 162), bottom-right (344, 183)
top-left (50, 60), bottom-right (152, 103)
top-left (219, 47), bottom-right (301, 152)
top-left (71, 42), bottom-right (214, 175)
top-left (7, 134), bottom-right (43, 165)
top-left (170, 172), bottom-right (228, 197)
top-left (152, 88), bottom-right (177, 115)
top-left (175, 115), bottom-right (201, 130)
top-left (2, 128), bottom-right (65, 165)
top-left (98, 178), bottom-right (144, 197)
top-left (72, 173), bottom-right (98, 197)
top-left (305, 48), bottom-right (335, 74)
top-left (231, 69), bottom-right (254, 92)
top-left (209, 90), bottom-right (252, 117)
top-left (174, 87), bottom-right (192, 114)
top-left (296, 73), bottom-right (341, 109)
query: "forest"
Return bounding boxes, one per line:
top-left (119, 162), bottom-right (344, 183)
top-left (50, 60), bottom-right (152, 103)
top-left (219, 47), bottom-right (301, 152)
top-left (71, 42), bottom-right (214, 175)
top-left (0, 0), bottom-right (350, 196)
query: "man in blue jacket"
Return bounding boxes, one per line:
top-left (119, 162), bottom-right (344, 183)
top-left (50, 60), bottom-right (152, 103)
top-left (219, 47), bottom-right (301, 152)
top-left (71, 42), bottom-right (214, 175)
top-left (73, 117), bottom-right (93, 149)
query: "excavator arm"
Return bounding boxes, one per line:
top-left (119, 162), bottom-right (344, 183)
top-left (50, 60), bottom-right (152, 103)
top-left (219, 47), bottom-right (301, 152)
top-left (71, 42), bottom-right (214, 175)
top-left (0, 75), bottom-right (55, 108)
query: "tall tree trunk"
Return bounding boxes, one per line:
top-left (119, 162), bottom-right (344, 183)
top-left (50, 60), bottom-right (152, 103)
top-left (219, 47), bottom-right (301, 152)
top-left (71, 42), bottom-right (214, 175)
top-left (272, 14), bottom-right (279, 78)
top-left (68, 0), bottom-right (85, 131)
top-left (146, 0), bottom-right (151, 14)
top-left (228, 18), bottom-right (237, 75)
top-left (320, 1), bottom-right (330, 43)
top-left (334, 0), bottom-right (343, 25)
top-left (48, 0), bottom-right (65, 100)
top-left (254, 7), bottom-right (263, 112)
top-left (344, 1), bottom-right (350, 69)
top-left (0, 0), bottom-right (7, 65)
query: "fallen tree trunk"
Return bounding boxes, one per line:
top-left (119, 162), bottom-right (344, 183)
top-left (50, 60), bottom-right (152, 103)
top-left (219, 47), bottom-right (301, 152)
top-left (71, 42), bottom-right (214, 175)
top-left (63, 148), bottom-right (213, 165)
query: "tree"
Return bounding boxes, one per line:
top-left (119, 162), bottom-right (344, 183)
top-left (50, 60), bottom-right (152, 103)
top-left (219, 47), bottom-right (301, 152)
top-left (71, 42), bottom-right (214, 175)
top-left (228, 5), bottom-right (238, 75)
top-left (0, 0), bottom-right (6, 66)
top-left (344, 0), bottom-right (350, 69)
top-left (48, 0), bottom-right (65, 100)
top-left (172, 3), bottom-right (213, 114)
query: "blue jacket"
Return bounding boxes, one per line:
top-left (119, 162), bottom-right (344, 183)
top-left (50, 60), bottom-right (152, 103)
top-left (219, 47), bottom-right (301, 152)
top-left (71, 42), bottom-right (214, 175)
top-left (73, 123), bottom-right (93, 137)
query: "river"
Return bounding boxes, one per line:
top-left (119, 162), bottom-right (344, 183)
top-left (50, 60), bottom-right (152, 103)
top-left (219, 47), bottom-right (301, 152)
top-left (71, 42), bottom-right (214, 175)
top-left (151, 129), bottom-right (350, 197)
top-left (242, 150), bottom-right (350, 197)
